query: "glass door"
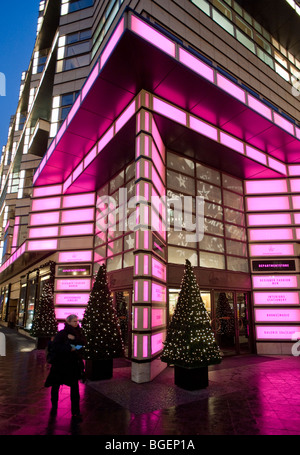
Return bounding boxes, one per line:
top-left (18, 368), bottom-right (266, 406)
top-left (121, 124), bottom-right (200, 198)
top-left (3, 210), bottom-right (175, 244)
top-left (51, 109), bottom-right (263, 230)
top-left (115, 290), bottom-right (132, 358)
top-left (212, 291), bottom-right (252, 355)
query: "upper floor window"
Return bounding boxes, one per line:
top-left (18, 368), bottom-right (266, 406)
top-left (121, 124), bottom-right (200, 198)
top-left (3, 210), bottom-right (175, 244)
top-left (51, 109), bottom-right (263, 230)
top-left (69, 0), bottom-right (94, 13)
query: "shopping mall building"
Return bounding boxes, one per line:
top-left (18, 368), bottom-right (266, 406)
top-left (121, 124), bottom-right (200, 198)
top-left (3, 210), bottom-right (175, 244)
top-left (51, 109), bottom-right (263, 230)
top-left (0, 0), bottom-right (300, 382)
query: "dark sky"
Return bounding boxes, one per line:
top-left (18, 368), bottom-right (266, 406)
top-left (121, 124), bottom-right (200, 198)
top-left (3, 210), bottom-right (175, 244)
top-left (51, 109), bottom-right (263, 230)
top-left (0, 2), bottom-right (38, 150)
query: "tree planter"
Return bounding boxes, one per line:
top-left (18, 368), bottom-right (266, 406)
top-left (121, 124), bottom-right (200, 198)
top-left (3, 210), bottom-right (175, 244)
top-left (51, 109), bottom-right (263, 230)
top-left (85, 358), bottom-right (113, 381)
top-left (174, 365), bottom-right (208, 390)
top-left (36, 337), bottom-right (51, 350)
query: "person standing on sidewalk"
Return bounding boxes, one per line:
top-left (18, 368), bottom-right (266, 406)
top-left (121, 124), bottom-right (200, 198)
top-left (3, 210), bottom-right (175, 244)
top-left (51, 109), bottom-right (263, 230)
top-left (45, 314), bottom-right (86, 419)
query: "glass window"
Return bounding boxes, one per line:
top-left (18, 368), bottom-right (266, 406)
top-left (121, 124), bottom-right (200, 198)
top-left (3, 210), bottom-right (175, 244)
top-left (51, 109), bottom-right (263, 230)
top-left (197, 181), bottom-right (222, 204)
top-left (213, 0), bottom-right (232, 19)
top-left (223, 190), bottom-right (244, 211)
top-left (275, 63), bottom-right (290, 82)
top-left (64, 54), bottom-right (90, 71)
top-left (168, 230), bottom-right (197, 248)
top-left (257, 48), bottom-right (274, 69)
top-left (224, 208), bottom-right (245, 226)
top-left (205, 217), bottom-right (224, 236)
top-left (167, 170), bottom-right (195, 195)
top-left (226, 239), bottom-right (247, 257)
top-left (274, 51), bottom-right (288, 69)
top-left (236, 16), bottom-right (252, 37)
top-left (191, 0), bottom-right (210, 16)
top-left (123, 251), bottom-right (134, 268)
top-left (225, 224), bottom-right (247, 241)
top-left (168, 246), bottom-right (198, 266)
top-left (200, 234), bottom-right (225, 253)
top-left (236, 29), bottom-right (255, 53)
top-left (197, 163), bottom-right (221, 185)
top-left (69, 0), bottom-right (93, 13)
top-left (66, 41), bottom-right (90, 57)
top-left (205, 202), bottom-right (223, 220)
top-left (212, 8), bottom-right (234, 36)
top-left (200, 251), bottom-right (225, 269)
top-left (227, 256), bottom-right (249, 273)
top-left (107, 254), bottom-right (122, 272)
top-left (66, 29), bottom-right (92, 45)
top-left (222, 174), bottom-right (243, 194)
top-left (109, 170), bottom-right (124, 194)
top-left (167, 152), bottom-right (195, 176)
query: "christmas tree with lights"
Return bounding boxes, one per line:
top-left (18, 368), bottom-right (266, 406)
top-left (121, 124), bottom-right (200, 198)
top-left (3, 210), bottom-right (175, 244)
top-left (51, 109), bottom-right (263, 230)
top-left (161, 260), bottom-right (221, 372)
top-left (30, 282), bottom-right (58, 346)
top-left (215, 292), bottom-right (235, 346)
top-left (82, 264), bottom-right (124, 363)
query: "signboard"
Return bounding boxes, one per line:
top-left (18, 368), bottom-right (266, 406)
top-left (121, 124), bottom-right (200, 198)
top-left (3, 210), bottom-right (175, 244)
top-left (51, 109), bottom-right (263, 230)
top-left (56, 279), bottom-right (91, 291)
top-left (253, 292), bottom-right (300, 305)
top-left (55, 293), bottom-right (90, 305)
top-left (256, 325), bottom-right (300, 340)
top-left (57, 265), bottom-right (91, 277)
top-left (255, 308), bottom-right (300, 323)
top-left (252, 260), bottom-right (296, 272)
top-left (252, 275), bottom-right (298, 289)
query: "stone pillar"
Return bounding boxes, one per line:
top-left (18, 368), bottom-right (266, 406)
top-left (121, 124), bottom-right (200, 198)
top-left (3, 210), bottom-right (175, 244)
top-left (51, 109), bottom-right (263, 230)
top-left (131, 92), bottom-right (168, 383)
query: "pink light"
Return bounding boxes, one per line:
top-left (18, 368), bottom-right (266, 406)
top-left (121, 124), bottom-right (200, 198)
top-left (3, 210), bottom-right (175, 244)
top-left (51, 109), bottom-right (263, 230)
top-left (31, 197), bottom-right (61, 212)
top-left (152, 283), bottom-right (166, 303)
top-left (151, 118), bottom-right (165, 161)
top-left (153, 97), bottom-right (187, 126)
top-left (152, 257), bottom-right (166, 281)
top-left (143, 281), bottom-right (149, 301)
top-left (151, 332), bottom-right (164, 355)
top-left (73, 162), bottom-right (83, 181)
top-left (63, 193), bottom-right (95, 208)
top-left (144, 160), bottom-right (149, 179)
top-left (245, 146), bottom-right (267, 165)
top-left (217, 74), bottom-right (246, 103)
top-left (84, 145), bottom-right (97, 168)
top-left (134, 308), bottom-right (138, 329)
top-left (135, 255), bottom-right (139, 275)
top-left (252, 275), bottom-right (298, 289)
top-left (144, 135), bottom-right (149, 157)
top-left (256, 326), bottom-right (300, 340)
top-left (220, 132), bottom-right (244, 154)
top-left (289, 165), bottom-right (300, 176)
top-left (131, 15), bottom-right (175, 57)
top-left (248, 213), bottom-right (291, 226)
top-left (143, 308), bottom-right (149, 329)
top-left (55, 307), bottom-right (85, 321)
top-left (245, 179), bottom-right (288, 194)
top-left (98, 127), bottom-right (114, 155)
top-left (27, 239), bottom-right (57, 251)
top-left (290, 179), bottom-right (300, 192)
top-left (133, 335), bottom-right (138, 357)
top-left (100, 18), bottom-right (124, 68)
top-left (152, 143), bottom-right (165, 179)
top-left (152, 308), bottom-right (164, 327)
top-left (63, 175), bottom-right (73, 193)
top-left (58, 250), bottom-right (92, 262)
top-left (254, 291), bottom-right (299, 305)
top-left (246, 196), bottom-right (290, 211)
top-left (143, 335), bottom-right (148, 358)
top-left (55, 293), bottom-right (90, 305)
top-left (56, 278), bottom-right (91, 291)
top-left (56, 119), bottom-right (67, 144)
top-left (189, 116), bottom-right (218, 141)
top-left (28, 226), bottom-right (59, 239)
top-left (247, 95), bottom-right (272, 120)
top-left (292, 196), bottom-right (300, 209)
top-left (60, 223), bottom-right (94, 236)
top-left (268, 157), bottom-right (287, 175)
top-left (144, 231), bottom-right (149, 249)
top-left (33, 185), bottom-right (62, 197)
top-left (144, 255), bottom-right (149, 275)
top-left (12, 217), bottom-right (20, 247)
top-left (179, 47), bottom-right (214, 82)
top-left (67, 96), bottom-right (81, 125)
top-left (255, 308), bottom-right (300, 322)
top-left (152, 167), bottom-right (165, 195)
top-left (296, 228), bottom-right (300, 239)
top-left (145, 111), bottom-right (150, 131)
top-left (273, 112), bottom-right (294, 135)
top-left (46, 141), bottom-right (56, 160)
top-left (82, 62), bottom-right (99, 101)
top-left (115, 101), bottom-right (135, 133)
top-left (61, 208), bottom-right (94, 223)
top-left (295, 213), bottom-right (300, 224)
top-left (250, 243), bottom-right (294, 257)
top-left (249, 228), bottom-right (293, 241)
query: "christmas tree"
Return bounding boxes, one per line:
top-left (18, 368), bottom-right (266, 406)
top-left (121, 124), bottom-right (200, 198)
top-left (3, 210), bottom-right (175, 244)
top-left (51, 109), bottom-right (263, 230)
top-left (161, 259), bottom-right (221, 368)
top-left (215, 292), bottom-right (235, 336)
top-left (30, 282), bottom-right (58, 338)
top-left (82, 264), bottom-right (124, 360)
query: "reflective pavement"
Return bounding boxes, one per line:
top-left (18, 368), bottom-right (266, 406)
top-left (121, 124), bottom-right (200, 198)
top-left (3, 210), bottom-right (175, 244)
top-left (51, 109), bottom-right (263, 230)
top-left (1, 326), bottom-right (300, 436)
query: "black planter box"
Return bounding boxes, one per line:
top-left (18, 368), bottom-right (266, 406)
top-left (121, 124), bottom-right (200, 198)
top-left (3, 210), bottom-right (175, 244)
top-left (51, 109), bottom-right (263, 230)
top-left (36, 337), bottom-right (50, 350)
top-left (85, 358), bottom-right (113, 381)
top-left (174, 365), bottom-right (208, 390)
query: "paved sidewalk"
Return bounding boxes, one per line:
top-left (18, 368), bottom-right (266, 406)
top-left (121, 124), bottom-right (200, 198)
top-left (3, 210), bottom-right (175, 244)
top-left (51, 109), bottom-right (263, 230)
top-left (1, 325), bottom-right (300, 436)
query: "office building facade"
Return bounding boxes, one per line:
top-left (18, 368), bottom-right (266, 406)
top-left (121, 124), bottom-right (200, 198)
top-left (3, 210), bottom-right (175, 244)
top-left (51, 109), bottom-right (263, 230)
top-left (0, 0), bottom-right (300, 382)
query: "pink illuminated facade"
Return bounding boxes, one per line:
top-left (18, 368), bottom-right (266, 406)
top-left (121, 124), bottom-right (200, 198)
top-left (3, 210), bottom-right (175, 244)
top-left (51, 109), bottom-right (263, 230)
top-left (0, 0), bottom-right (300, 382)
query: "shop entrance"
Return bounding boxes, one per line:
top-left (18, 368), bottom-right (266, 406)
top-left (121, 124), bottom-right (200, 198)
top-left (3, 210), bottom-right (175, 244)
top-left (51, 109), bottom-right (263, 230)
top-left (113, 290), bottom-right (133, 358)
top-left (168, 289), bottom-right (253, 356)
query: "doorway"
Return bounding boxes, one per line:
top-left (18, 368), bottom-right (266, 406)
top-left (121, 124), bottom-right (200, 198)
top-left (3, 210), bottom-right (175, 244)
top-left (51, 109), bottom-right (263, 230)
top-left (113, 290), bottom-right (132, 358)
top-left (213, 291), bottom-right (252, 355)
top-left (168, 288), bottom-right (253, 356)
